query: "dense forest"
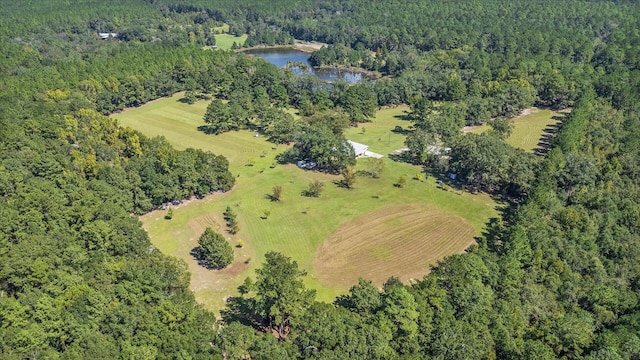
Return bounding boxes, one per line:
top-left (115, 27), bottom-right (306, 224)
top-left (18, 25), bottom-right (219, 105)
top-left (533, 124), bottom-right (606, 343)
top-left (1, 0), bottom-right (640, 358)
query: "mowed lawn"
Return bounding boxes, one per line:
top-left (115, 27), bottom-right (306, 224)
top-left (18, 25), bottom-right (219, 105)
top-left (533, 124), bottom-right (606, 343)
top-left (468, 108), bottom-right (564, 152)
top-left (214, 34), bottom-right (247, 50)
top-left (113, 95), bottom-right (498, 313)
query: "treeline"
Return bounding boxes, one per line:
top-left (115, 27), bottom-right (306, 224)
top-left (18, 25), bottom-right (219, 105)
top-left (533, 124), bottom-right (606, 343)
top-left (1, 6), bottom-right (240, 357)
top-left (229, 0), bottom-right (640, 112)
top-left (0, 98), bottom-right (233, 357)
top-left (1, 0), bottom-right (640, 358)
top-left (213, 91), bottom-right (640, 360)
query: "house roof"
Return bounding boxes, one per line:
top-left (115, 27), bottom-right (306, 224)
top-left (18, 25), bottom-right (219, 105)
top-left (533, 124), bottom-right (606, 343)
top-left (347, 140), bottom-right (368, 155)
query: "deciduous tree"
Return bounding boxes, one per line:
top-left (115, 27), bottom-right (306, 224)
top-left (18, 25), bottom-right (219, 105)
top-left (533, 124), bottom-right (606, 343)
top-left (196, 227), bottom-right (233, 269)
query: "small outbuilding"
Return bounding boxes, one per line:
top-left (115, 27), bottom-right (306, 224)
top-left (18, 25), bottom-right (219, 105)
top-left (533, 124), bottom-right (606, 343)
top-left (99, 32), bottom-right (118, 40)
top-left (347, 140), bottom-right (369, 158)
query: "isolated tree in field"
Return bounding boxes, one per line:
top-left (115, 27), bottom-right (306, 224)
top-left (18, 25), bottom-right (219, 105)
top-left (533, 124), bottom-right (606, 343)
top-left (303, 180), bottom-right (324, 197)
top-left (196, 227), bottom-right (233, 269)
top-left (224, 206), bottom-right (239, 234)
top-left (255, 252), bottom-right (315, 338)
top-left (366, 158), bottom-right (385, 178)
top-left (271, 185), bottom-right (283, 201)
top-left (224, 206), bottom-right (236, 220)
top-left (340, 167), bottom-right (357, 189)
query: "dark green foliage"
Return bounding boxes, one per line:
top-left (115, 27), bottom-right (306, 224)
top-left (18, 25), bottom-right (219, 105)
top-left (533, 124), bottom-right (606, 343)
top-left (255, 252), bottom-right (316, 337)
top-left (487, 117), bottom-right (514, 139)
top-left (224, 206), bottom-right (239, 234)
top-left (448, 133), bottom-right (537, 196)
top-left (196, 227), bottom-right (234, 269)
top-left (336, 83), bottom-right (377, 123)
top-left (3, 0), bottom-right (640, 358)
top-left (279, 123), bottom-right (356, 173)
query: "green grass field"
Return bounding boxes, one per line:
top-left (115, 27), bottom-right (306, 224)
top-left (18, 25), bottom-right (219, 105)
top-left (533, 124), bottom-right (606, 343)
top-left (214, 34), bottom-right (247, 50)
top-left (212, 24), bottom-right (230, 33)
top-left (467, 108), bottom-right (564, 152)
top-left (113, 95), bottom-right (499, 313)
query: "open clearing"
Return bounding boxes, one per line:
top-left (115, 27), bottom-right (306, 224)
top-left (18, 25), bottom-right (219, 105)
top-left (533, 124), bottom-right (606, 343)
top-left (214, 33), bottom-right (247, 50)
top-left (114, 95), bottom-right (498, 313)
top-left (314, 204), bottom-right (475, 287)
top-left (467, 108), bottom-right (565, 153)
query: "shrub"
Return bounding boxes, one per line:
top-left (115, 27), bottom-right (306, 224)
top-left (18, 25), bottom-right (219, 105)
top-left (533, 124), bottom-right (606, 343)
top-left (303, 180), bottom-right (324, 197)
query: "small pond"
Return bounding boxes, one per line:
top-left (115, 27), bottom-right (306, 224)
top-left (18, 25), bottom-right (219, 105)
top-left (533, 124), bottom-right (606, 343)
top-left (244, 48), bottom-right (366, 84)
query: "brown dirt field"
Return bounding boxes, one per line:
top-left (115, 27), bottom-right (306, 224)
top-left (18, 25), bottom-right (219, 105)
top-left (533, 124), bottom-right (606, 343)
top-left (313, 204), bottom-right (476, 288)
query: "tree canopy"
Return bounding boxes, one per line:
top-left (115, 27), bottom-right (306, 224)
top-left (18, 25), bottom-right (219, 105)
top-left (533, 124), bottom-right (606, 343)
top-left (2, 0), bottom-right (640, 358)
top-left (196, 227), bottom-right (234, 269)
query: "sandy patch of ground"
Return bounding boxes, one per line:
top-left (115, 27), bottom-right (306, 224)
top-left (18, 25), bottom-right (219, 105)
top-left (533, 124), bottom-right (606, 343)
top-left (313, 204), bottom-right (476, 287)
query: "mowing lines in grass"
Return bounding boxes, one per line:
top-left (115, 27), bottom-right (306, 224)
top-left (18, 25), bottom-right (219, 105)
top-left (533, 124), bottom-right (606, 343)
top-left (116, 96), bottom-right (498, 312)
top-left (314, 204), bottom-right (476, 287)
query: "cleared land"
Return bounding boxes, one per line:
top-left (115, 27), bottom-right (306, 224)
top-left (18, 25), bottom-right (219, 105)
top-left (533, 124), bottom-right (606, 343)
top-left (314, 204), bottom-right (475, 287)
top-left (114, 95), bottom-right (498, 313)
top-left (214, 33), bottom-right (247, 50)
top-left (467, 108), bottom-right (565, 152)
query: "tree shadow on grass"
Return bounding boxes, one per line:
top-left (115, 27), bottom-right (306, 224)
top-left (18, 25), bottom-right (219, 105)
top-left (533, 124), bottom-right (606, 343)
top-left (332, 179), bottom-right (354, 189)
top-left (220, 296), bottom-right (260, 329)
top-left (190, 246), bottom-right (224, 270)
top-left (393, 112), bottom-right (413, 121)
top-left (197, 125), bottom-right (217, 135)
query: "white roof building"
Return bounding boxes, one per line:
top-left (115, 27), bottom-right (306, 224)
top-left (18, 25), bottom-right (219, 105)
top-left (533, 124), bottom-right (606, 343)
top-left (347, 140), bottom-right (369, 158)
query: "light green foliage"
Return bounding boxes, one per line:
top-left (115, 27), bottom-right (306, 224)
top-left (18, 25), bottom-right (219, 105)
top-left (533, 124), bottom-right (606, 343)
top-left (340, 167), bottom-right (357, 189)
top-left (366, 158), bottom-right (385, 178)
top-left (303, 180), bottom-right (325, 197)
top-left (396, 176), bottom-right (407, 188)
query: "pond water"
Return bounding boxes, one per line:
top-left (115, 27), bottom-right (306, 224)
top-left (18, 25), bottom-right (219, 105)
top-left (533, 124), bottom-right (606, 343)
top-left (244, 48), bottom-right (365, 84)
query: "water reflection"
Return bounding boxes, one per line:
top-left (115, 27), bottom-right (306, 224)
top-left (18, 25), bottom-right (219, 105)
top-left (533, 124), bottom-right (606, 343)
top-left (244, 48), bottom-right (365, 84)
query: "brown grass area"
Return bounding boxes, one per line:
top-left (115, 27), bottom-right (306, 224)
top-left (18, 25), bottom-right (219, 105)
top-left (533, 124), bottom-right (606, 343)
top-left (314, 204), bottom-right (475, 288)
top-left (187, 213), bottom-right (225, 239)
top-left (182, 213), bottom-right (249, 293)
